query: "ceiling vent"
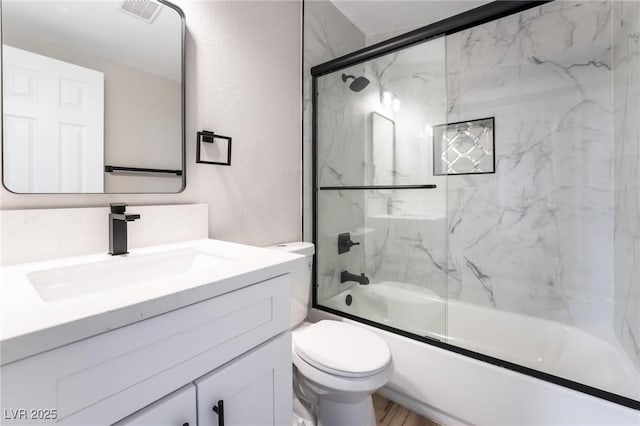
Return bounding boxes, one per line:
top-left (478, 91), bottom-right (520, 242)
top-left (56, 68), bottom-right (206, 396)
top-left (120, 0), bottom-right (163, 23)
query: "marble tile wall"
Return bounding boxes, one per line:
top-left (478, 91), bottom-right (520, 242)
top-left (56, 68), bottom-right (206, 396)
top-left (303, 1), bottom-right (367, 300)
top-left (359, 39), bottom-right (450, 299)
top-left (315, 66), bottom-right (368, 297)
top-left (314, 29), bottom-right (451, 304)
top-left (613, 0), bottom-right (640, 369)
top-left (316, 64), bottom-right (368, 187)
top-left (307, 2), bottom-right (639, 375)
top-left (316, 1), bottom-right (617, 335)
top-left (316, 190), bottom-right (367, 299)
top-left (445, 1), bottom-right (615, 336)
top-left (303, 0), bottom-right (366, 241)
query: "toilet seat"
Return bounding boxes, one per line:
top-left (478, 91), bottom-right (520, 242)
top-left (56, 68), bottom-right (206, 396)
top-left (293, 320), bottom-right (391, 378)
top-left (292, 348), bottom-right (393, 396)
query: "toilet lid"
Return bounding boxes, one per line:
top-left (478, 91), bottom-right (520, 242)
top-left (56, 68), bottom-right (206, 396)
top-left (293, 321), bottom-right (391, 378)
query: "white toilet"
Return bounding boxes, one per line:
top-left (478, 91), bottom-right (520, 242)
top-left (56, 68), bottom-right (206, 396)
top-left (268, 242), bottom-right (393, 426)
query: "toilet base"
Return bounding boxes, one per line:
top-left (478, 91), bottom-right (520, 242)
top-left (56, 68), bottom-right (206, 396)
top-left (317, 395), bottom-right (375, 426)
top-left (293, 394), bottom-right (316, 426)
top-left (291, 321), bottom-right (393, 426)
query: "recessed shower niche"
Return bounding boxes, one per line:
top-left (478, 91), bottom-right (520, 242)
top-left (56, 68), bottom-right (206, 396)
top-left (432, 117), bottom-right (495, 176)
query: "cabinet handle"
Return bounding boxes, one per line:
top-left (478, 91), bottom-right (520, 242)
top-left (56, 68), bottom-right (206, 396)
top-left (182, 423), bottom-right (189, 426)
top-left (212, 400), bottom-right (224, 426)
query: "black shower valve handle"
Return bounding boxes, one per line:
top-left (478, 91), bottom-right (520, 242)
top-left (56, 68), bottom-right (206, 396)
top-left (338, 232), bottom-right (360, 254)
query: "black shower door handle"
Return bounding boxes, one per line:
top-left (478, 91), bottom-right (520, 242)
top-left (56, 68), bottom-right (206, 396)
top-left (212, 400), bottom-right (224, 426)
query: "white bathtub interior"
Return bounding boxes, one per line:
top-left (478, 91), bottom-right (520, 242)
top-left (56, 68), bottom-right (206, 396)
top-left (323, 282), bottom-right (640, 401)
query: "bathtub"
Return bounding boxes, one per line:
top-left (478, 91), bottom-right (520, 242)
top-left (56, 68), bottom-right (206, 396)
top-left (312, 282), bottom-right (640, 425)
top-left (323, 282), bottom-right (445, 337)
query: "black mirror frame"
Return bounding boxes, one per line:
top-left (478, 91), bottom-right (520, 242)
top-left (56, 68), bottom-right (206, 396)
top-left (0, 0), bottom-right (187, 195)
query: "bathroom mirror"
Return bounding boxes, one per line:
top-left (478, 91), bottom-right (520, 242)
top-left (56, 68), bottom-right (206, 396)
top-left (1, 0), bottom-right (185, 193)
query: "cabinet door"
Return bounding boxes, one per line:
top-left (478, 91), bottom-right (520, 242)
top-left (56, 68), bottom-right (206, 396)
top-left (196, 332), bottom-right (292, 426)
top-left (113, 384), bottom-right (196, 426)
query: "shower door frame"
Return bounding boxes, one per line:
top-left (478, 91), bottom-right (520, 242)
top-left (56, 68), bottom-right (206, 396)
top-left (309, 0), bottom-right (639, 411)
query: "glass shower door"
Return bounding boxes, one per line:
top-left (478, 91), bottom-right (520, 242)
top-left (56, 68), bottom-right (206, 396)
top-left (310, 0), bottom-right (640, 408)
top-left (314, 36), bottom-right (449, 341)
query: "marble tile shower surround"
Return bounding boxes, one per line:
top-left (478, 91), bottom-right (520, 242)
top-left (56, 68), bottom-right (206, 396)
top-left (364, 194), bottom-right (449, 299)
top-left (308, 0), bottom-right (640, 404)
top-left (315, 36), bottom-right (451, 301)
top-left (317, 64), bottom-right (368, 187)
top-left (613, 0), bottom-right (640, 369)
top-left (317, 190), bottom-right (367, 300)
top-left (315, 70), bottom-right (369, 299)
top-left (359, 40), bottom-right (449, 298)
top-left (307, 2), bottom-right (449, 303)
top-left (362, 38), bottom-right (447, 187)
top-left (316, 45), bottom-right (448, 190)
top-left (302, 1), bottom-right (366, 243)
top-left (303, 2), bottom-right (369, 301)
top-left (443, 1), bottom-right (616, 340)
top-left (314, 1), bottom-right (618, 326)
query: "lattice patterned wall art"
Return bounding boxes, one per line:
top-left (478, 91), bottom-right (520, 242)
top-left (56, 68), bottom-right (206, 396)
top-left (433, 117), bottom-right (495, 175)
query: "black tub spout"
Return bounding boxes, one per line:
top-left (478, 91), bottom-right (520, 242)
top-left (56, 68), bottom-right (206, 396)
top-left (341, 270), bottom-right (370, 285)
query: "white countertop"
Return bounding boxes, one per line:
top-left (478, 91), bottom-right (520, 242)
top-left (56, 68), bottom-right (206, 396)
top-left (0, 239), bottom-right (305, 365)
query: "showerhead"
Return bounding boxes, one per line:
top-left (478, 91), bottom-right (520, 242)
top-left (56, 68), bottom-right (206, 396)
top-left (342, 73), bottom-right (370, 92)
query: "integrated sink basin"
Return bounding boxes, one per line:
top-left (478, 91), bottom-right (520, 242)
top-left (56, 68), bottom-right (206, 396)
top-left (27, 248), bottom-right (231, 302)
top-left (2, 238), bottom-right (305, 365)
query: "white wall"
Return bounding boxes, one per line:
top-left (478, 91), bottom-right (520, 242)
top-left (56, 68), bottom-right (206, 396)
top-left (0, 204), bottom-right (209, 266)
top-left (1, 1), bottom-right (302, 247)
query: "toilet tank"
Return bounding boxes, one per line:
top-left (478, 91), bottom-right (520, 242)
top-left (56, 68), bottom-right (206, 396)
top-left (266, 242), bottom-right (315, 327)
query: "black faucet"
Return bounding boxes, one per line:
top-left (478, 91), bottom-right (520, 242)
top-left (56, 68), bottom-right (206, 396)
top-left (109, 203), bottom-right (141, 256)
top-left (341, 270), bottom-right (370, 285)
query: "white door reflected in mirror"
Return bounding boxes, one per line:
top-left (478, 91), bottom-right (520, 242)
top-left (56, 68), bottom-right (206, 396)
top-left (3, 45), bottom-right (104, 193)
top-left (1, 0), bottom-right (185, 194)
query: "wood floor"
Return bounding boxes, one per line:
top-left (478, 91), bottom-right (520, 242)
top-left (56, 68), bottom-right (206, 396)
top-left (373, 394), bottom-right (440, 426)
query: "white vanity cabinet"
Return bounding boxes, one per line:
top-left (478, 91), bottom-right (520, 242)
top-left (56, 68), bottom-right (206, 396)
top-left (114, 385), bottom-right (197, 426)
top-left (196, 333), bottom-right (292, 426)
top-left (0, 274), bottom-right (293, 426)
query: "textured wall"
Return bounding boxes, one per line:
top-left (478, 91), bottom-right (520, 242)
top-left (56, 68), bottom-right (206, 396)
top-left (0, 1), bottom-right (302, 247)
top-left (613, 0), bottom-right (640, 369)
